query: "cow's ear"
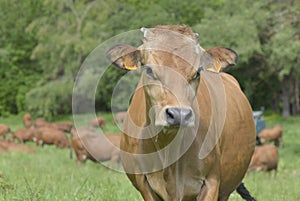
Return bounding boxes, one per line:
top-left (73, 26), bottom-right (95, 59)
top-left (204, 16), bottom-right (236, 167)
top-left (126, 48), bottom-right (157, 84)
top-left (106, 44), bottom-right (142, 71)
top-left (205, 47), bottom-right (238, 72)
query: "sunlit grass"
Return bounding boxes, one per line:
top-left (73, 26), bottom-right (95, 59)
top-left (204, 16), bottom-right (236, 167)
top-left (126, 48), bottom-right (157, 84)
top-left (0, 144), bottom-right (141, 201)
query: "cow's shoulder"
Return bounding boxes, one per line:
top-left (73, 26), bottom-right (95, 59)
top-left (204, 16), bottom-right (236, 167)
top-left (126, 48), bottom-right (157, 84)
top-left (220, 72), bottom-right (241, 90)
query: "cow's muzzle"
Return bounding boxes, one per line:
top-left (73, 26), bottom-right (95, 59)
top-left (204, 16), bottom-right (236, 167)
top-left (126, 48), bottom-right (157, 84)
top-left (165, 107), bottom-right (194, 127)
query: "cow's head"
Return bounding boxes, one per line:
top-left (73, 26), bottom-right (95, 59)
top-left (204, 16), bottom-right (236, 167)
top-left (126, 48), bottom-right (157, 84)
top-left (107, 25), bottom-right (237, 128)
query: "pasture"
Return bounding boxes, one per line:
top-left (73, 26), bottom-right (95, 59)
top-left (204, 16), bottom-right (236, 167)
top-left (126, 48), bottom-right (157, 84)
top-left (0, 113), bottom-right (299, 200)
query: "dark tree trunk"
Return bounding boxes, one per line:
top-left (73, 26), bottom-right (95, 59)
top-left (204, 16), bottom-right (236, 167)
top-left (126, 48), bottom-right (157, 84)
top-left (281, 75), bottom-right (290, 117)
top-left (294, 75), bottom-right (300, 115)
top-left (271, 91), bottom-right (280, 112)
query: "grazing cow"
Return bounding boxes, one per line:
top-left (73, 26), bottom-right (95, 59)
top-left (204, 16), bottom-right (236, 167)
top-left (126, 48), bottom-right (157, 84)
top-left (248, 144), bottom-right (279, 173)
top-left (106, 25), bottom-right (256, 201)
top-left (23, 113), bottom-right (33, 128)
top-left (34, 117), bottom-right (73, 133)
top-left (113, 111), bottom-right (127, 125)
top-left (0, 139), bottom-right (35, 153)
top-left (258, 124), bottom-right (283, 147)
top-left (70, 127), bottom-right (95, 137)
top-left (12, 128), bottom-right (35, 143)
top-left (34, 118), bottom-right (48, 127)
top-left (0, 124), bottom-right (11, 139)
top-left (35, 127), bottom-right (70, 148)
top-left (50, 121), bottom-right (74, 133)
top-left (71, 128), bottom-right (120, 168)
top-left (89, 117), bottom-right (106, 129)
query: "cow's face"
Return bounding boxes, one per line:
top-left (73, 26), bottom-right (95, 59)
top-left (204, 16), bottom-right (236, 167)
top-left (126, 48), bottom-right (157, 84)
top-left (141, 49), bottom-right (201, 127)
top-left (107, 25), bottom-right (237, 128)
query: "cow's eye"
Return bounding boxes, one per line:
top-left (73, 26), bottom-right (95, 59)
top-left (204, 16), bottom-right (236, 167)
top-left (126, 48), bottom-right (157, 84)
top-left (191, 67), bottom-right (202, 80)
top-left (145, 66), bottom-right (157, 80)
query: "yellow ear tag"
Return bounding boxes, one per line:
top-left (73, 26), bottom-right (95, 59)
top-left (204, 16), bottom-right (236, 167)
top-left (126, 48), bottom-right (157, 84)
top-left (206, 60), bottom-right (221, 73)
top-left (124, 63), bottom-right (137, 71)
top-left (206, 67), bottom-right (217, 72)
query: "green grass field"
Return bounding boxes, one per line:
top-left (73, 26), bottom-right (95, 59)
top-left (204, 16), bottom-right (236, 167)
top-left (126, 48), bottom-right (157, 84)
top-left (1, 113), bottom-right (299, 201)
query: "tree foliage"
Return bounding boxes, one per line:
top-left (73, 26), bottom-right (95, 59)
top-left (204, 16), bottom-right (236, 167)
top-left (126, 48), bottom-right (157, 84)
top-left (24, 0), bottom-right (117, 118)
top-left (0, 0), bottom-right (43, 116)
top-left (0, 0), bottom-right (299, 118)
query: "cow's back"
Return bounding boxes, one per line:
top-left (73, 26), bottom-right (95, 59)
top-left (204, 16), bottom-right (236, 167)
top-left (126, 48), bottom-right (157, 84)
top-left (258, 125), bottom-right (282, 140)
top-left (36, 127), bottom-right (69, 147)
top-left (13, 128), bottom-right (34, 142)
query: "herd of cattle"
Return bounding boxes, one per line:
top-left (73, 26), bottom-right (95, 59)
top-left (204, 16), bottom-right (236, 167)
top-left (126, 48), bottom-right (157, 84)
top-left (0, 112), bottom-right (283, 172)
top-left (0, 112), bottom-right (127, 167)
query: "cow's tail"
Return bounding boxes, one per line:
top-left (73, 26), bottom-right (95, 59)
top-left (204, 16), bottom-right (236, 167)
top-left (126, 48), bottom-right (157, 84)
top-left (236, 182), bottom-right (256, 201)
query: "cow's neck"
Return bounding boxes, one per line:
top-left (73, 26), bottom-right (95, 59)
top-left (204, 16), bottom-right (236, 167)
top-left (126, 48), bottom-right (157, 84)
top-left (142, 126), bottom-right (205, 200)
top-left (140, 124), bottom-right (198, 167)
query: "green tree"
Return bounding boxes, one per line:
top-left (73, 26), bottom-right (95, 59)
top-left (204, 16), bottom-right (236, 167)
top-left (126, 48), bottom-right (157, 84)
top-left (0, 0), bottom-right (43, 116)
top-left (1, 0), bottom-right (298, 118)
top-left (193, 0), bottom-right (300, 116)
top-left (261, 1), bottom-right (300, 116)
top-left (25, 0), bottom-right (116, 119)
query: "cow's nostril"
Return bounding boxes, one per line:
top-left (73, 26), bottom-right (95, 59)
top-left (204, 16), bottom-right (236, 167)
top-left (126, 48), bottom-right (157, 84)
top-left (166, 108), bottom-right (175, 119)
top-left (165, 108), bottom-right (178, 126)
top-left (184, 109), bottom-right (193, 121)
top-left (165, 107), bottom-right (194, 127)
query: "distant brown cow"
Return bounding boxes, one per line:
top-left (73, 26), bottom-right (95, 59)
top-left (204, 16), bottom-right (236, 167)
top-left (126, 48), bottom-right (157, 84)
top-left (0, 124), bottom-right (11, 139)
top-left (0, 139), bottom-right (35, 153)
top-left (34, 118), bottom-right (48, 127)
top-left (23, 113), bottom-right (33, 128)
top-left (12, 128), bottom-right (35, 143)
top-left (71, 128), bottom-right (120, 168)
top-left (113, 111), bottom-right (127, 125)
top-left (248, 144), bottom-right (279, 173)
top-left (70, 127), bottom-right (95, 137)
top-left (89, 117), bottom-right (106, 129)
top-left (34, 118), bottom-right (73, 133)
top-left (50, 121), bottom-right (74, 133)
top-left (35, 127), bottom-right (70, 148)
top-left (258, 124), bottom-right (283, 147)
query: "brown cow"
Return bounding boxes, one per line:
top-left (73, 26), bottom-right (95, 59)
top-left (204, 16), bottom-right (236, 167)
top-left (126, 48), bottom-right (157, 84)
top-left (106, 25), bottom-right (256, 201)
top-left (23, 113), bottom-right (33, 128)
top-left (113, 111), bottom-right (127, 125)
top-left (0, 124), bottom-right (11, 139)
top-left (34, 118), bottom-right (73, 133)
top-left (34, 118), bottom-right (48, 127)
top-left (248, 144), bottom-right (279, 173)
top-left (70, 127), bottom-right (95, 137)
top-left (35, 127), bottom-right (70, 148)
top-left (35, 118), bottom-right (73, 132)
top-left (89, 117), bottom-right (106, 129)
top-left (0, 139), bottom-right (35, 153)
top-left (50, 121), bottom-right (74, 133)
top-left (12, 128), bottom-right (35, 143)
top-left (258, 124), bottom-right (283, 147)
top-left (71, 128), bottom-right (120, 168)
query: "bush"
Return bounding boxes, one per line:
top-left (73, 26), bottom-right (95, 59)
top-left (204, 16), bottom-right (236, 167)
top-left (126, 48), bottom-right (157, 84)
top-left (25, 78), bottom-right (73, 120)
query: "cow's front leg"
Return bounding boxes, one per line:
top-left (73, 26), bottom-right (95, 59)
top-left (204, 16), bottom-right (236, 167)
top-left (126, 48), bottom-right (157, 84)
top-left (197, 175), bottom-right (220, 201)
top-left (133, 174), bottom-right (163, 201)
